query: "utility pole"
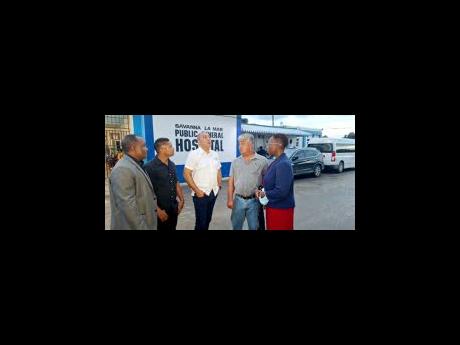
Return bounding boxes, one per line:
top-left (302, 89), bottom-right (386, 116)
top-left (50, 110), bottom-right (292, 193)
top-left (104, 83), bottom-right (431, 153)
top-left (272, 115), bottom-right (275, 127)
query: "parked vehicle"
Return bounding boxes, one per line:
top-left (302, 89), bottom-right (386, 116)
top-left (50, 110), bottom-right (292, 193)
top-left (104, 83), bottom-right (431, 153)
top-left (283, 147), bottom-right (324, 177)
top-left (308, 138), bottom-right (355, 173)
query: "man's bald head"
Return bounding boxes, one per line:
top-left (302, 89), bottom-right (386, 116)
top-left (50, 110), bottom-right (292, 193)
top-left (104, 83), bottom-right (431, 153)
top-left (197, 131), bottom-right (211, 151)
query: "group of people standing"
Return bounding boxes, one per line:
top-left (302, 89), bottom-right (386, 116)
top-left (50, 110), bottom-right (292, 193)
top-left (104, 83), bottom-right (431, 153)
top-left (109, 131), bottom-right (295, 230)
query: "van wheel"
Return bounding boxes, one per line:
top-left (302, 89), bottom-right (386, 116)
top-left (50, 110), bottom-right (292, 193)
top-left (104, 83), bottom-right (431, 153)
top-left (337, 162), bottom-right (344, 173)
top-left (313, 165), bottom-right (322, 177)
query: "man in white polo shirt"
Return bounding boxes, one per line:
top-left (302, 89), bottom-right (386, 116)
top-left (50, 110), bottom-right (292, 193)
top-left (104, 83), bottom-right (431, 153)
top-left (183, 131), bottom-right (222, 230)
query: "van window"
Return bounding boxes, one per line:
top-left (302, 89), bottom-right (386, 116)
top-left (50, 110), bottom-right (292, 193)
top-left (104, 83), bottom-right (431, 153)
top-left (336, 144), bottom-right (355, 153)
top-left (308, 143), bottom-right (333, 153)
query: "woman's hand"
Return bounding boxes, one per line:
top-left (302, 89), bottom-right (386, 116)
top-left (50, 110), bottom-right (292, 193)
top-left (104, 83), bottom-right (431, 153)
top-left (255, 190), bottom-right (266, 199)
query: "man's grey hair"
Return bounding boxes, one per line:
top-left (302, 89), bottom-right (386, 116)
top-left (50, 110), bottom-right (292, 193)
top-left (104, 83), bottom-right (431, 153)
top-left (197, 131), bottom-right (209, 140)
top-left (121, 134), bottom-right (141, 153)
top-left (238, 133), bottom-right (254, 145)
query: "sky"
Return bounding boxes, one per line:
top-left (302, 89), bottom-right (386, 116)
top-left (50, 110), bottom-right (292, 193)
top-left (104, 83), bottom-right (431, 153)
top-left (241, 115), bottom-right (355, 138)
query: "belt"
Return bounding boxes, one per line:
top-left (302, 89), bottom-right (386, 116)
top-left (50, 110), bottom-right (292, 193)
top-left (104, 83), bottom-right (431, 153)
top-left (236, 194), bottom-right (256, 200)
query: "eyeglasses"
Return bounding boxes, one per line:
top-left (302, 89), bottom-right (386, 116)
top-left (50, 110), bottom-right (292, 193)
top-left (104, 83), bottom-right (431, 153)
top-left (268, 142), bottom-right (282, 146)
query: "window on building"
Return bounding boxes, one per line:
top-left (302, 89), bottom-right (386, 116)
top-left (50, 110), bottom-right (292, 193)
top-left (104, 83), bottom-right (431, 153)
top-left (105, 115), bottom-right (129, 128)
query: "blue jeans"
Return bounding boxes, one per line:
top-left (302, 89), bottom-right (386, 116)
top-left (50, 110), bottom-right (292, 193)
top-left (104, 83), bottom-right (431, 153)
top-left (231, 196), bottom-right (260, 230)
top-left (193, 191), bottom-right (217, 230)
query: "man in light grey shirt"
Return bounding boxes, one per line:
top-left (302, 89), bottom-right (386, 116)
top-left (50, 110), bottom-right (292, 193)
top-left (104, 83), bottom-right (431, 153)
top-left (227, 133), bottom-right (269, 230)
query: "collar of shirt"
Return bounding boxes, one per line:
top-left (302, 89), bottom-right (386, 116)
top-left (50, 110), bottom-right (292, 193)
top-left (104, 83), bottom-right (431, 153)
top-left (275, 153), bottom-right (287, 161)
top-left (197, 146), bottom-right (213, 156)
top-left (127, 154), bottom-right (144, 167)
top-left (240, 153), bottom-right (259, 161)
top-left (266, 153), bottom-right (286, 174)
top-left (153, 155), bottom-right (170, 167)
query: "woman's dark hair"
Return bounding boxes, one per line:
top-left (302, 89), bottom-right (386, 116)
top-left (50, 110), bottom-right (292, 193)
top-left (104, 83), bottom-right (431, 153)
top-left (272, 134), bottom-right (289, 149)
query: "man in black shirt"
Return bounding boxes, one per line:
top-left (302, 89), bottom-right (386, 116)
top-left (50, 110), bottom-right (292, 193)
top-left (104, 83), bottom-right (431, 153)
top-left (257, 146), bottom-right (268, 158)
top-left (144, 138), bottom-right (185, 231)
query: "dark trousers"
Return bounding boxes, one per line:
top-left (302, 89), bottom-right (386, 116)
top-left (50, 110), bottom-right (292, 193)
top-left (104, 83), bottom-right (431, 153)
top-left (193, 191), bottom-right (217, 230)
top-left (157, 209), bottom-right (178, 231)
top-left (258, 204), bottom-right (266, 231)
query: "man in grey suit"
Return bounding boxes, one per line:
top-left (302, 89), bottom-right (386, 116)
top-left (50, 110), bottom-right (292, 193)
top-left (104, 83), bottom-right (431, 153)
top-left (109, 135), bottom-right (158, 230)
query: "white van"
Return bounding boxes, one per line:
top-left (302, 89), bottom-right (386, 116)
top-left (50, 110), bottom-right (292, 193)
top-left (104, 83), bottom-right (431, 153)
top-left (308, 138), bottom-right (355, 173)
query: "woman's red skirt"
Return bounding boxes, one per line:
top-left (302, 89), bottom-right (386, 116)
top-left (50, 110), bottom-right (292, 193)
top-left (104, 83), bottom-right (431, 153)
top-left (266, 207), bottom-right (294, 230)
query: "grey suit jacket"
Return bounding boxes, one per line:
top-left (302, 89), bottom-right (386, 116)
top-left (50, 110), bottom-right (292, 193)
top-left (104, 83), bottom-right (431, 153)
top-left (109, 155), bottom-right (158, 230)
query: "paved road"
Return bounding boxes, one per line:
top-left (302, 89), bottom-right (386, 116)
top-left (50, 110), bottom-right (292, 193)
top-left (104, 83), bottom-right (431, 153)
top-left (105, 169), bottom-right (355, 230)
